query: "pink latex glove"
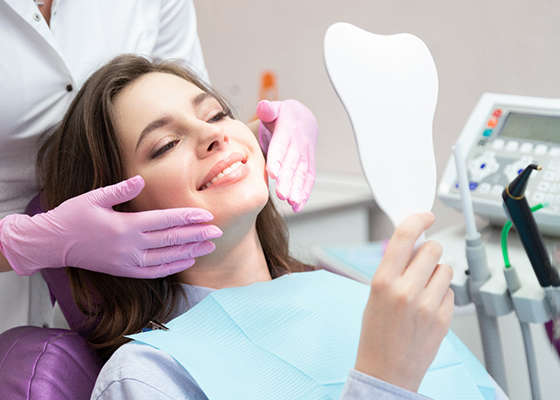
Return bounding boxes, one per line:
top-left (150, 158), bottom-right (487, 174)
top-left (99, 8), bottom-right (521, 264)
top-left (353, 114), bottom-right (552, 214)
top-left (0, 176), bottom-right (222, 278)
top-left (256, 99), bottom-right (318, 213)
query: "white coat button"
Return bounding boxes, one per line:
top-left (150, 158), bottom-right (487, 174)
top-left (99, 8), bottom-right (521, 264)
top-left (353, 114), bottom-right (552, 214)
top-left (33, 13), bottom-right (41, 21)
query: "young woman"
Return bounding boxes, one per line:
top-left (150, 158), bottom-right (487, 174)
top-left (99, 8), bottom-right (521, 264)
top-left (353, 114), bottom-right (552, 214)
top-left (37, 55), bottom-right (502, 399)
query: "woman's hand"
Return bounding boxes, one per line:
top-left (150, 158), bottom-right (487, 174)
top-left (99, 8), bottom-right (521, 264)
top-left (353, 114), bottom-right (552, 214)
top-left (355, 212), bottom-right (454, 392)
top-left (256, 99), bottom-right (318, 213)
top-left (0, 176), bottom-right (222, 278)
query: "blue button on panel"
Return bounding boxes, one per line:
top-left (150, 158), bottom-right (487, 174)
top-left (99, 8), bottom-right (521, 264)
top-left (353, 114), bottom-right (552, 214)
top-left (483, 129), bottom-right (493, 137)
top-left (469, 182), bottom-right (478, 191)
top-left (480, 163), bottom-right (486, 169)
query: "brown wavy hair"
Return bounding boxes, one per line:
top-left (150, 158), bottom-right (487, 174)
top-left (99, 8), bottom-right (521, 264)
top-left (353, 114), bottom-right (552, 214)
top-left (36, 54), bottom-right (313, 360)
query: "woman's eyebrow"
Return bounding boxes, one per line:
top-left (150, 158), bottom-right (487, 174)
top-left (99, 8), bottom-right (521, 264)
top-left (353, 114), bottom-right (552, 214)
top-left (193, 92), bottom-right (213, 107)
top-left (136, 115), bottom-right (173, 151)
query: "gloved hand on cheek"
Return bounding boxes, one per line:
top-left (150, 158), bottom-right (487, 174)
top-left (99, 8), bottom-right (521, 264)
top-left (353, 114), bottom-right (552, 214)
top-left (0, 176), bottom-right (222, 279)
top-left (256, 99), bottom-right (318, 213)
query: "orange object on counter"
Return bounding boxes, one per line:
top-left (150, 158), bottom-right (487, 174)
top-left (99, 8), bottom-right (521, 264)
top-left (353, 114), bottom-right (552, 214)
top-left (252, 71), bottom-right (278, 121)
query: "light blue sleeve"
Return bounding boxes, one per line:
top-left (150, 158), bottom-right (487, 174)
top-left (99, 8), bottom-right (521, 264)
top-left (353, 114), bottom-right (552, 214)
top-left (91, 343), bottom-right (505, 400)
top-left (340, 369), bottom-right (431, 400)
top-left (92, 343), bottom-right (427, 400)
top-left (90, 342), bottom-right (207, 400)
top-left (341, 369), bottom-right (509, 400)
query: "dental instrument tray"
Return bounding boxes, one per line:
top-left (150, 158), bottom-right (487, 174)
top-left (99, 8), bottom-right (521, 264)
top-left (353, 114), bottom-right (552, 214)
top-left (439, 93), bottom-right (560, 236)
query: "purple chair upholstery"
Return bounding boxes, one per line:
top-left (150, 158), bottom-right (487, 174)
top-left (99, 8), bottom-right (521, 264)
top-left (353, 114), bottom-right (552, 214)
top-left (0, 326), bottom-right (102, 399)
top-left (545, 320), bottom-right (560, 358)
top-left (40, 268), bottom-right (91, 336)
top-left (0, 195), bottom-right (103, 399)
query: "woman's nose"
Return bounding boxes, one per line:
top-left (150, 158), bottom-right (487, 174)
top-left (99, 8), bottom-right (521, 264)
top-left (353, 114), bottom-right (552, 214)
top-left (197, 124), bottom-right (229, 158)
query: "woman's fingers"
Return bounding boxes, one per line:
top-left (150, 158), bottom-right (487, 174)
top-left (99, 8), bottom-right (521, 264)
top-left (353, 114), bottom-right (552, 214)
top-left (402, 240), bottom-right (443, 289)
top-left (415, 264), bottom-right (454, 327)
top-left (355, 213), bottom-right (452, 393)
top-left (376, 212), bottom-right (435, 279)
top-left (426, 264), bottom-right (454, 300)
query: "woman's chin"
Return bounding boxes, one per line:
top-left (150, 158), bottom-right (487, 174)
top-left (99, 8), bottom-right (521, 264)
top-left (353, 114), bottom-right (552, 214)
top-left (210, 187), bottom-right (269, 223)
top-left (213, 204), bottom-right (265, 237)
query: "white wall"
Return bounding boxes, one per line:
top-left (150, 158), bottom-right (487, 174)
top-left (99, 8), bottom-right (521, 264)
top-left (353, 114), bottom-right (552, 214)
top-left (194, 0), bottom-right (560, 236)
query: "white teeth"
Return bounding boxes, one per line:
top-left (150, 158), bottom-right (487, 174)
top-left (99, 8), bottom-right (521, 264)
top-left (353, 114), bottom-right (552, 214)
top-left (201, 161), bottom-right (244, 190)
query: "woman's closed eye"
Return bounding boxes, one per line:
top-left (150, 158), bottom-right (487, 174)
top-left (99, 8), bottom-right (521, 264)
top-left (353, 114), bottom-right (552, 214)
top-left (151, 139), bottom-right (180, 159)
top-left (208, 111), bottom-right (227, 123)
top-left (149, 109), bottom-right (229, 159)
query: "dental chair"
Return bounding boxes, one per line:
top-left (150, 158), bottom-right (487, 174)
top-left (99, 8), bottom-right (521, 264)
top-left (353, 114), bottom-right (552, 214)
top-left (0, 196), bottom-right (102, 400)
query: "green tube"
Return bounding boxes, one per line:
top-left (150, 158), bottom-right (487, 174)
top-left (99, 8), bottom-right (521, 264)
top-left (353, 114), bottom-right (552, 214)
top-left (502, 203), bottom-right (547, 268)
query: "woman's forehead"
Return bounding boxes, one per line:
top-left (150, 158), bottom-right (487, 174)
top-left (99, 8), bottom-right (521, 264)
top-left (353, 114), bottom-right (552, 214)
top-left (124, 72), bottom-right (202, 99)
top-left (114, 72), bottom-right (205, 120)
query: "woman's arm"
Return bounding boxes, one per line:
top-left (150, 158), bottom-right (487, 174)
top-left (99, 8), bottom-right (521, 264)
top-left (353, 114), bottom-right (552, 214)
top-left (341, 369), bottom-right (430, 399)
top-left (355, 213), bottom-right (454, 393)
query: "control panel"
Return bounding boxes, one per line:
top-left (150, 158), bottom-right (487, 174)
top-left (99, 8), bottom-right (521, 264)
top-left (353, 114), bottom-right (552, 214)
top-left (439, 93), bottom-right (560, 236)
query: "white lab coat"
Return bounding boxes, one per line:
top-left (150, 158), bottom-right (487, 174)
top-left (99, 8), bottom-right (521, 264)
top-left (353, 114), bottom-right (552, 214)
top-left (0, 0), bottom-right (208, 333)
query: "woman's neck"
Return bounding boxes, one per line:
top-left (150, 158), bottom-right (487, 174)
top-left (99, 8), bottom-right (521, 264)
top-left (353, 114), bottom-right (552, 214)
top-left (176, 223), bottom-right (271, 289)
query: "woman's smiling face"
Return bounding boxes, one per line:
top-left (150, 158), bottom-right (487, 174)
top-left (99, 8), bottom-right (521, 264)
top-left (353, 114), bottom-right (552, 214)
top-left (113, 72), bottom-right (269, 229)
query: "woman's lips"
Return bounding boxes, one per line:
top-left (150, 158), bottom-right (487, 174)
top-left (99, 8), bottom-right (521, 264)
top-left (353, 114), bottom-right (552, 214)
top-left (198, 152), bottom-right (248, 191)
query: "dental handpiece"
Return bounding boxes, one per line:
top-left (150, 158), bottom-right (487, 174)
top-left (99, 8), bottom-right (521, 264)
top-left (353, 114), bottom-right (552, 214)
top-left (502, 164), bottom-right (560, 288)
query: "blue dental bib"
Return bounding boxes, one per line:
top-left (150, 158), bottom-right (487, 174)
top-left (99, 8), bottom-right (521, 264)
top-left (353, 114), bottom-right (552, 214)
top-left (129, 270), bottom-right (494, 400)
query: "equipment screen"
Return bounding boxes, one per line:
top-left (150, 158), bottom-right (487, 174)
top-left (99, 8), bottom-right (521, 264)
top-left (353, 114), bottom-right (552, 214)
top-left (499, 112), bottom-right (560, 144)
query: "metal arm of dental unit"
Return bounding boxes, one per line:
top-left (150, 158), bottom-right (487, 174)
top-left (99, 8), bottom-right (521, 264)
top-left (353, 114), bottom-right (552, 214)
top-left (452, 142), bottom-right (509, 394)
top-left (452, 149), bottom-right (560, 400)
